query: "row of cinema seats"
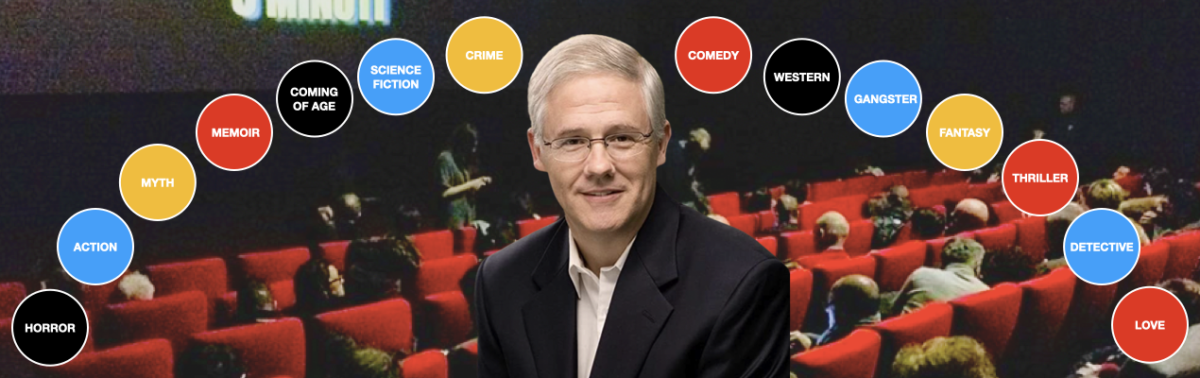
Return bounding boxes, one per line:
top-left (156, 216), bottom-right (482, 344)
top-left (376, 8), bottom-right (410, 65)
top-left (0, 214), bottom-right (564, 378)
top-left (790, 225), bottom-right (1200, 378)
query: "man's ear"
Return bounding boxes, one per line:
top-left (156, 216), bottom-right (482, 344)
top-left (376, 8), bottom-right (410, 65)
top-left (528, 128), bottom-right (547, 172)
top-left (656, 120), bottom-right (672, 167)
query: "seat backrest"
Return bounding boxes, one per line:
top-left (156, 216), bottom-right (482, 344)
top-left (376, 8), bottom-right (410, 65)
top-left (421, 291), bottom-right (473, 348)
top-left (992, 201), bottom-right (1025, 224)
top-left (103, 290), bottom-right (207, 352)
top-left (845, 220), bottom-right (875, 257)
top-left (1164, 231), bottom-right (1200, 280)
top-left (797, 252), bottom-right (851, 270)
top-left (782, 230), bottom-right (818, 261)
top-left (790, 269), bottom-right (813, 332)
top-left (1061, 274), bottom-right (1119, 357)
top-left (973, 223), bottom-right (1017, 252)
top-left (966, 182), bottom-right (1004, 204)
top-left (797, 194), bottom-right (869, 230)
top-left (147, 257), bottom-right (228, 300)
top-left (756, 209), bottom-right (777, 234)
top-left (1006, 268), bottom-right (1076, 374)
top-left (517, 216), bottom-right (560, 239)
top-left (869, 302), bottom-right (954, 378)
top-left (868, 173), bottom-right (904, 194)
top-left (807, 180), bottom-right (849, 203)
top-left (454, 226), bottom-right (477, 255)
top-left (412, 254), bottom-right (479, 298)
top-left (238, 247), bottom-right (311, 284)
top-left (726, 213), bottom-right (757, 236)
top-left (843, 175), bottom-right (877, 197)
top-left (412, 230), bottom-right (455, 261)
top-left (191, 317), bottom-right (306, 378)
top-left (900, 170), bottom-right (931, 190)
top-left (929, 170), bottom-right (968, 186)
top-left (40, 338), bottom-right (174, 378)
top-left (316, 299), bottom-right (414, 355)
top-left (319, 240), bottom-right (353, 272)
top-left (792, 329), bottom-right (882, 378)
top-left (872, 241), bottom-right (928, 292)
top-left (1117, 241), bottom-right (1170, 298)
top-left (949, 284), bottom-right (1022, 360)
top-left (1015, 216), bottom-right (1048, 262)
top-left (756, 236), bottom-right (779, 258)
top-left (0, 281), bottom-right (27, 318)
top-left (707, 192), bottom-right (741, 217)
top-left (398, 349), bottom-right (450, 378)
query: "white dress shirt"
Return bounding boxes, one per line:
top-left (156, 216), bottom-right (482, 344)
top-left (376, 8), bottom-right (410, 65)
top-left (567, 229), bottom-right (634, 378)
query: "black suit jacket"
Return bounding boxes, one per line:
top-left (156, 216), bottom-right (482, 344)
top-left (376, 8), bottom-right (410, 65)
top-left (475, 187), bottom-right (789, 377)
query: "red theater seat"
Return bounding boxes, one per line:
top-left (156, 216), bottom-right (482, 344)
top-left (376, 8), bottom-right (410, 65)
top-left (421, 291), bottom-right (473, 348)
top-left (872, 241), bottom-right (928, 292)
top-left (320, 240), bottom-right (352, 271)
top-left (81, 281), bottom-right (120, 314)
top-left (790, 269), bottom-right (813, 332)
top-left (807, 180), bottom-right (849, 203)
top-left (317, 299), bottom-right (414, 356)
top-left (269, 280), bottom-right (297, 311)
top-left (992, 201), bottom-right (1024, 224)
top-left (929, 170), bottom-right (968, 186)
top-left (147, 257), bottom-right (228, 301)
top-left (517, 216), bottom-right (559, 239)
top-left (769, 185), bottom-right (786, 200)
top-left (40, 338), bottom-right (174, 378)
top-left (1117, 241), bottom-right (1169, 299)
top-left (756, 209), bottom-right (777, 234)
top-left (756, 236), bottom-right (779, 257)
top-left (792, 329), bottom-right (881, 378)
top-left (973, 224), bottom-right (1017, 252)
top-left (869, 173), bottom-right (904, 194)
top-left (900, 170), bottom-right (931, 189)
top-left (781, 230), bottom-right (819, 261)
top-left (796, 252), bottom-right (849, 269)
top-left (845, 220), bottom-right (874, 257)
top-left (102, 290), bottom-right (207, 352)
top-left (454, 226), bottom-right (477, 254)
top-left (950, 284), bottom-right (1022, 360)
top-left (843, 175), bottom-right (877, 196)
top-left (966, 182), bottom-right (1004, 204)
top-left (870, 302), bottom-right (954, 377)
top-left (238, 247), bottom-right (310, 284)
top-left (398, 349), bottom-right (450, 378)
top-left (810, 257), bottom-right (877, 330)
top-left (1061, 274), bottom-right (1119, 357)
top-left (1114, 174), bottom-right (1145, 198)
top-left (1164, 231), bottom-right (1200, 280)
top-left (910, 183), bottom-right (968, 209)
top-left (1007, 268), bottom-right (1076, 375)
top-left (797, 194), bottom-right (869, 230)
top-left (413, 230), bottom-right (455, 261)
top-left (1015, 216), bottom-right (1049, 262)
top-left (727, 213), bottom-right (757, 236)
top-left (412, 254), bottom-right (478, 299)
top-left (0, 281), bottom-right (26, 317)
top-left (191, 318), bottom-right (306, 378)
top-left (707, 192), bottom-right (741, 217)
top-left (1, 317), bottom-right (34, 378)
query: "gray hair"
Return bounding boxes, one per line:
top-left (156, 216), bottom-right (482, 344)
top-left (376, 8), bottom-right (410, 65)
top-left (527, 34), bottom-right (666, 144)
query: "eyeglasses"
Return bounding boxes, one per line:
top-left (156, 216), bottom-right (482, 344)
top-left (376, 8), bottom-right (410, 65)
top-left (542, 131), bottom-right (655, 162)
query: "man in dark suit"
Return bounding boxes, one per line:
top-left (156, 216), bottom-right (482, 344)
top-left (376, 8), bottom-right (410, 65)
top-left (474, 34), bottom-right (789, 378)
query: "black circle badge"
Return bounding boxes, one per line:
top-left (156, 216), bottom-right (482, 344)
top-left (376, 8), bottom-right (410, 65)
top-left (763, 38), bottom-right (841, 116)
top-left (11, 289), bottom-right (89, 366)
top-left (276, 60), bottom-right (354, 138)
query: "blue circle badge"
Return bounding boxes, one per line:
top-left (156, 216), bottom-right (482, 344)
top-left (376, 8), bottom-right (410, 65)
top-left (1063, 208), bottom-right (1141, 285)
top-left (358, 38), bottom-right (435, 116)
top-left (844, 60), bottom-right (922, 138)
top-left (57, 209), bottom-right (134, 285)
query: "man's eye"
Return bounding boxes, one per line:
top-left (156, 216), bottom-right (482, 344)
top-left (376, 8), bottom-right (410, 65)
top-left (611, 135), bottom-right (633, 142)
top-left (562, 139), bottom-right (585, 146)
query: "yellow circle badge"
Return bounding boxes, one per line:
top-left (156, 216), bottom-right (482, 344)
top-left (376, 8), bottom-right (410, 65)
top-left (119, 144), bottom-right (197, 221)
top-left (445, 17), bottom-right (523, 94)
top-left (926, 94), bottom-right (1004, 171)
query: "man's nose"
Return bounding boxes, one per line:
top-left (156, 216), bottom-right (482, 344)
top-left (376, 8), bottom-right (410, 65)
top-left (583, 142), bottom-right (616, 177)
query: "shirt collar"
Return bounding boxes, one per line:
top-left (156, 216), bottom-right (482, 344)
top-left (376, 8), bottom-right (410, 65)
top-left (567, 228), bottom-right (635, 297)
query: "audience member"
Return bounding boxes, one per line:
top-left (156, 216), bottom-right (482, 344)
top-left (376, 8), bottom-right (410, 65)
top-left (117, 270), bottom-right (154, 301)
top-left (774, 194), bottom-right (800, 232)
top-left (324, 331), bottom-right (401, 378)
top-left (1040, 203), bottom-right (1086, 274)
top-left (815, 274), bottom-right (881, 346)
top-left (438, 122), bottom-right (491, 229)
top-left (891, 336), bottom-right (999, 378)
top-left (236, 280), bottom-right (279, 323)
top-left (816, 211), bottom-right (850, 252)
top-left (892, 238), bottom-right (989, 314)
top-left (177, 344), bottom-right (247, 378)
top-left (910, 208), bottom-right (946, 240)
top-left (946, 198), bottom-right (990, 235)
top-left (294, 253), bottom-right (346, 316)
top-left (344, 237), bottom-right (421, 304)
top-left (981, 246), bottom-right (1038, 285)
top-left (1085, 179), bottom-right (1128, 211)
top-left (869, 185), bottom-right (914, 248)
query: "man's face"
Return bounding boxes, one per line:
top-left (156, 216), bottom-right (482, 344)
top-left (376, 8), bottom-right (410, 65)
top-left (528, 73), bottom-right (670, 235)
top-left (1059, 95), bottom-right (1075, 115)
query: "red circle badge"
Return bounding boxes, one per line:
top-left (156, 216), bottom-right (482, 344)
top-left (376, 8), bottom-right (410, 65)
top-left (675, 17), bottom-right (752, 94)
top-left (1112, 286), bottom-right (1190, 363)
top-left (1002, 139), bottom-right (1078, 216)
top-left (196, 94), bottom-right (273, 171)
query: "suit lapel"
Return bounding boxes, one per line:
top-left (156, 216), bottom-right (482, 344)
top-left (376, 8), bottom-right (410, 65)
top-left (521, 219), bottom-right (577, 378)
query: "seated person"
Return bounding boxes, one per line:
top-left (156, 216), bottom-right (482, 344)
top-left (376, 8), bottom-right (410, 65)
top-left (177, 344), bottom-right (246, 378)
top-left (325, 330), bottom-right (423, 378)
top-left (117, 270), bottom-right (154, 301)
top-left (336, 192), bottom-right (366, 240)
top-left (1084, 179), bottom-right (1128, 211)
top-left (236, 280), bottom-right (280, 323)
top-left (981, 246), bottom-right (1037, 285)
top-left (294, 255), bottom-right (346, 316)
top-left (1117, 278), bottom-right (1200, 378)
top-left (344, 237), bottom-right (421, 305)
top-left (815, 211), bottom-right (851, 253)
top-left (774, 194), bottom-right (800, 232)
top-left (892, 238), bottom-right (989, 315)
top-left (891, 336), bottom-right (999, 378)
top-left (814, 274), bottom-right (881, 346)
top-left (1040, 203), bottom-right (1086, 274)
top-left (910, 207), bottom-right (946, 240)
top-left (870, 185), bottom-right (914, 248)
top-left (946, 198), bottom-right (990, 235)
